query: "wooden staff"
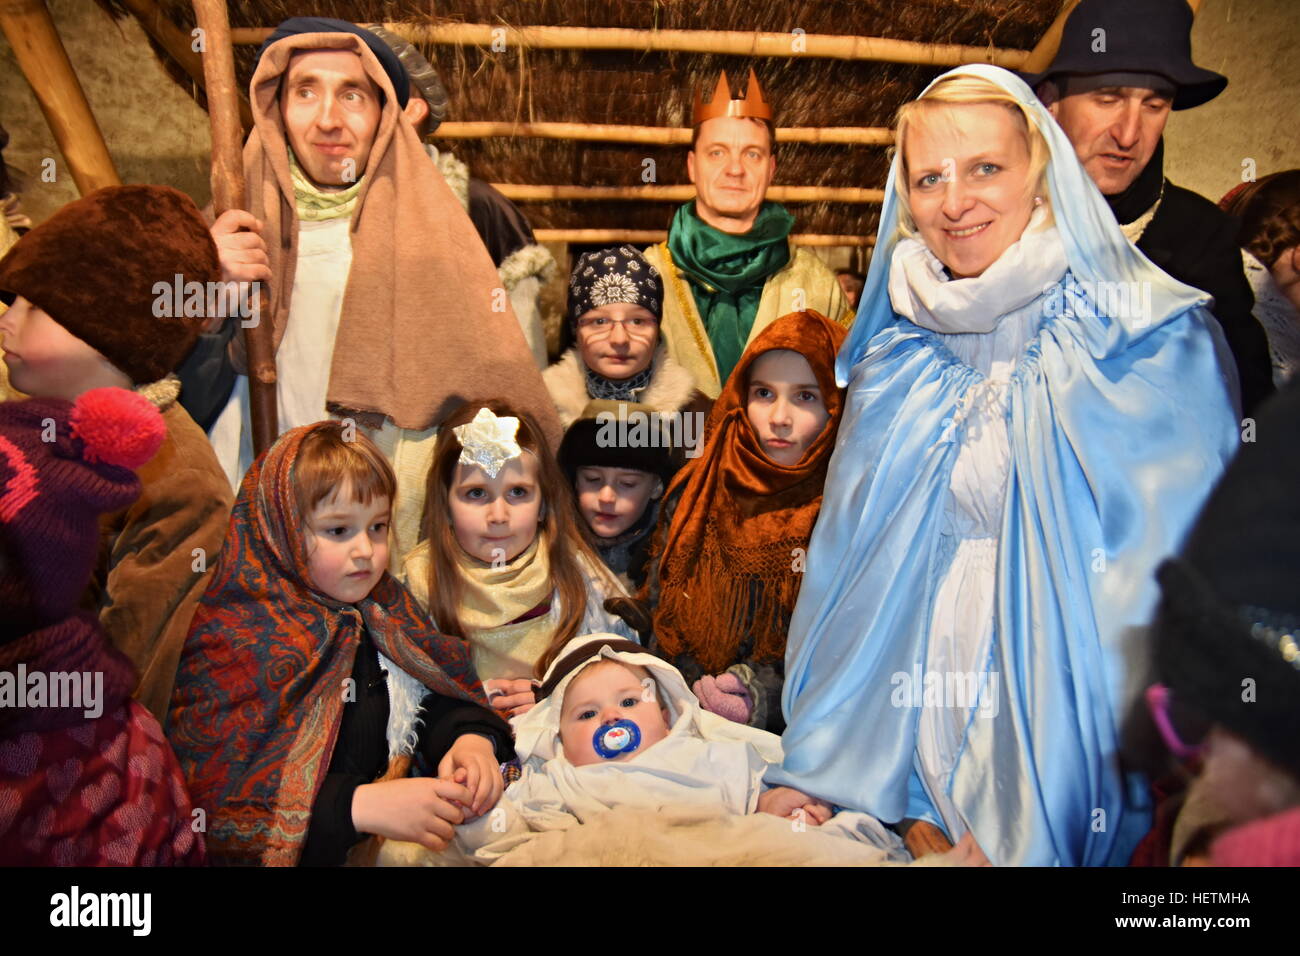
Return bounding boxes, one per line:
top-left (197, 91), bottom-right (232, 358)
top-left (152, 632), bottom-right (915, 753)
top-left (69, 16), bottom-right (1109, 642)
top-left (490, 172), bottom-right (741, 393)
top-left (192, 0), bottom-right (277, 456)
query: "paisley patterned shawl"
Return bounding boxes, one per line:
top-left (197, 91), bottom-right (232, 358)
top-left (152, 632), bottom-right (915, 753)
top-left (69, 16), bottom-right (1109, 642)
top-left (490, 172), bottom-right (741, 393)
top-left (167, 424), bottom-right (485, 866)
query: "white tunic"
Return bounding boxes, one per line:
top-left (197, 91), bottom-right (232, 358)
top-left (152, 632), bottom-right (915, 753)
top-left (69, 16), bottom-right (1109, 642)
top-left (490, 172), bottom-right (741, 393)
top-left (210, 217), bottom-right (353, 488)
top-left (885, 209), bottom-right (1066, 841)
top-left (915, 307), bottom-right (1040, 841)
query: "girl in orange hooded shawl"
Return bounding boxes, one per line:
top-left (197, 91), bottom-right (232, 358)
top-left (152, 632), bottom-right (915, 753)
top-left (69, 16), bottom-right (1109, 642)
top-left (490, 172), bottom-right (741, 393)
top-left (645, 310), bottom-right (847, 732)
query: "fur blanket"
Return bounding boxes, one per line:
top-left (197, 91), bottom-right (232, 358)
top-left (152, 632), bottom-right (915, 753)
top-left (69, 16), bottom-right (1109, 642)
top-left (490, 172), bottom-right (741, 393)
top-left (377, 805), bottom-right (933, 867)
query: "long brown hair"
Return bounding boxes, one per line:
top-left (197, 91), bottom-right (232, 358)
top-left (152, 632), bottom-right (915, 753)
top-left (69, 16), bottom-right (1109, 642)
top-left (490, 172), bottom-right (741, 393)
top-left (421, 400), bottom-right (604, 678)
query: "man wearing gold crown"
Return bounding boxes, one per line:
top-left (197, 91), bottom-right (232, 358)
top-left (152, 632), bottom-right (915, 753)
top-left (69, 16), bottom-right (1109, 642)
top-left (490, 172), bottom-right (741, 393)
top-left (643, 70), bottom-right (853, 396)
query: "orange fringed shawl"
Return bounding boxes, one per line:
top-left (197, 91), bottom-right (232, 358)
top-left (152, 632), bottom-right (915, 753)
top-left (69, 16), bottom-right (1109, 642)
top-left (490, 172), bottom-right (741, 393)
top-left (651, 310), bottom-right (847, 674)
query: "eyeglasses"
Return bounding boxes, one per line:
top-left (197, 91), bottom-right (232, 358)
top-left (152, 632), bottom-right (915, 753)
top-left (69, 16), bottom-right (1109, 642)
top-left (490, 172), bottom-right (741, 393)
top-left (1144, 683), bottom-right (1209, 760)
top-left (575, 315), bottom-right (659, 340)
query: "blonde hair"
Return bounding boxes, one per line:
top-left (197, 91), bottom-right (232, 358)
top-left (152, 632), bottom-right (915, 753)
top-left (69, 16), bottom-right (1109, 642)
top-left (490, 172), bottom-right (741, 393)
top-left (891, 74), bottom-right (1053, 240)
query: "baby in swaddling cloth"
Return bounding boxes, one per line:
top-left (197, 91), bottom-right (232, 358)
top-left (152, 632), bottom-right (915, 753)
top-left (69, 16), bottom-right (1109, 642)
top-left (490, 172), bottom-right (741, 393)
top-left (453, 634), bottom-right (905, 862)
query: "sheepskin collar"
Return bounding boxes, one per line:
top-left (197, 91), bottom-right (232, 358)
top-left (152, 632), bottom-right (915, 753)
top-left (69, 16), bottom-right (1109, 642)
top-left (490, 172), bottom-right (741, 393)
top-left (543, 345), bottom-right (698, 428)
top-left (136, 374), bottom-right (181, 411)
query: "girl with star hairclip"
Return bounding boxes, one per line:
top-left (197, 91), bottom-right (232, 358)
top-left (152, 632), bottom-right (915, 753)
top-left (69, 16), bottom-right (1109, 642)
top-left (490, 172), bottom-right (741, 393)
top-left (402, 401), bottom-right (637, 719)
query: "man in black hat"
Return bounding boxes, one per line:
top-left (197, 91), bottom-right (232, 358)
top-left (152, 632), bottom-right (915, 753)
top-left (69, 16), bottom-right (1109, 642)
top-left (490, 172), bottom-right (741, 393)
top-left (1027, 0), bottom-right (1274, 415)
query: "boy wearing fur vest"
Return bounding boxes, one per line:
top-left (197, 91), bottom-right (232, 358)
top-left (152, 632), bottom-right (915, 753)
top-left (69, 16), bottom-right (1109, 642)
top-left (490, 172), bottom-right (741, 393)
top-left (0, 185), bottom-right (233, 723)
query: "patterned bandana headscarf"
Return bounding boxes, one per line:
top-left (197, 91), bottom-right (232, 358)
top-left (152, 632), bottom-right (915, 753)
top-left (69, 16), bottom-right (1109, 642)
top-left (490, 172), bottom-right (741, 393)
top-left (568, 245), bottom-right (663, 326)
top-left (167, 423), bottom-right (486, 866)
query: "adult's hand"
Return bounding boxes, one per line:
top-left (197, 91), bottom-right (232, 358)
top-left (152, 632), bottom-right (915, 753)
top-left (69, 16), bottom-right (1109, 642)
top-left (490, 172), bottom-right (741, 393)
top-left (210, 209), bottom-right (270, 285)
top-left (207, 210), bottom-right (271, 334)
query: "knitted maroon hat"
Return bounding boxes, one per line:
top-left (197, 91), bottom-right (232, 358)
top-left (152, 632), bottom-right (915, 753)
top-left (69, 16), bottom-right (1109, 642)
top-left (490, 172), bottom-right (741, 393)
top-left (0, 185), bottom-right (220, 384)
top-left (0, 387), bottom-right (166, 640)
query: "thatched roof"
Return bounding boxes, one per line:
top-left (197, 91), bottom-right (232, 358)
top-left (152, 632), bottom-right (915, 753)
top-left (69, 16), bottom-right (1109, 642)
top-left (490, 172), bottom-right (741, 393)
top-left (100, 1), bottom-right (1061, 241)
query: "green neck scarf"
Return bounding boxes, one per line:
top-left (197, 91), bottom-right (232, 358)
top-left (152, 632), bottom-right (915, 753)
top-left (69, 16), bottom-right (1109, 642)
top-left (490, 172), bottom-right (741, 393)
top-left (667, 200), bottom-right (794, 384)
top-left (288, 149), bottom-right (363, 222)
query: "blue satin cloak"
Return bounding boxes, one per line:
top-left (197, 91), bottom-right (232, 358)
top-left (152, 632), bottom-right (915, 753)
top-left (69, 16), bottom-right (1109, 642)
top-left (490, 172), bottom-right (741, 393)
top-left (769, 272), bottom-right (1237, 865)
top-left (769, 62), bottom-right (1242, 867)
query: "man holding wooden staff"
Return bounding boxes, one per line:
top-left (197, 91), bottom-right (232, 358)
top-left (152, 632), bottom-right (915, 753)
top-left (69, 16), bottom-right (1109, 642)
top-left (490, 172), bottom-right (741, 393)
top-left (186, 17), bottom-right (560, 567)
top-left (643, 70), bottom-right (853, 398)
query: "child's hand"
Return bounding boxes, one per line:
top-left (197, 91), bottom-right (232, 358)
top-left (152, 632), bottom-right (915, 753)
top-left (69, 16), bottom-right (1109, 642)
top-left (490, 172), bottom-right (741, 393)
top-left (437, 733), bottom-right (503, 818)
top-left (351, 777), bottom-right (473, 851)
top-left (483, 678), bottom-right (537, 718)
top-left (693, 673), bottom-right (753, 724)
top-left (757, 786), bottom-right (834, 825)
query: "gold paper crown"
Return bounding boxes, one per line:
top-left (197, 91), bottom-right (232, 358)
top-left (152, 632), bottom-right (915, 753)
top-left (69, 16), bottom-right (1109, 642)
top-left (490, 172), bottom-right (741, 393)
top-left (691, 69), bottom-right (773, 127)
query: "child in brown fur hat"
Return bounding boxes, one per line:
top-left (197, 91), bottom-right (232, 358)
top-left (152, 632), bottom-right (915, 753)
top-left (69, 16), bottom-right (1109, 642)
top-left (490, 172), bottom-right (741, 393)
top-left (0, 185), bottom-right (234, 722)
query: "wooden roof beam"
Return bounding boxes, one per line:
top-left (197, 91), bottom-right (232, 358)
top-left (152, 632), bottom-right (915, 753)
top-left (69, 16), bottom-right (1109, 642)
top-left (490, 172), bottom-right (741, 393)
top-left (438, 121), bottom-right (893, 146)
top-left (231, 23), bottom-right (1028, 69)
top-left (120, 0), bottom-right (254, 131)
top-left (493, 184), bottom-right (884, 203)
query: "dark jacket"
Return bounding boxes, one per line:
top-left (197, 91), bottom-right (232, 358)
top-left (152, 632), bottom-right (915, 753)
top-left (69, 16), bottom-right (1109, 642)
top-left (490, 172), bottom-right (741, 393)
top-left (299, 628), bottom-right (514, 866)
top-left (1136, 183), bottom-right (1274, 415)
top-left (1106, 141), bottom-right (1274, 415)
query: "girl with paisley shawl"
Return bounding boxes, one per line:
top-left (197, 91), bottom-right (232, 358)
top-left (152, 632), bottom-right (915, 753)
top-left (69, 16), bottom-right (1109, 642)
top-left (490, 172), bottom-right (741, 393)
top-left (169, 422), bottom-right (512, 866)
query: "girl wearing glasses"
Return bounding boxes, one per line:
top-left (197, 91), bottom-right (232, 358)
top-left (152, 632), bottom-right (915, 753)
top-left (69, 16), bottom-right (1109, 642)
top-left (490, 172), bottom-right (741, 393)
top-left (545, 246), bottom-right (711, 440)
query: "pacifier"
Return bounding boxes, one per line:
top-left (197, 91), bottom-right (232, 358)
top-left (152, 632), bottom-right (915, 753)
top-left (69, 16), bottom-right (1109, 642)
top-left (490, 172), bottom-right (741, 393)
top-left (592, 718), bottom-right (642, 759)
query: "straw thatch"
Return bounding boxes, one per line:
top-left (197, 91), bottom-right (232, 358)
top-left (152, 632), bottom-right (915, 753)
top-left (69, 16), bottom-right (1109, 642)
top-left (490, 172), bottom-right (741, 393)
top-left (99, 1), bottom-right (1062, 242)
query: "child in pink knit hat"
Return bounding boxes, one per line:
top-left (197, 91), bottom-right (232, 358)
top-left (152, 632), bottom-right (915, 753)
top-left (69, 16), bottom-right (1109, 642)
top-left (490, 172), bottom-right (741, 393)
top-left (0, 387), bottom-right (205, 865)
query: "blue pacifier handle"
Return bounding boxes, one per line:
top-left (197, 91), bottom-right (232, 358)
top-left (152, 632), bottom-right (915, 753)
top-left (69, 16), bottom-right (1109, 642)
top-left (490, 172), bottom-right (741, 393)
top-left (592, 718), bottom-right (642, 759)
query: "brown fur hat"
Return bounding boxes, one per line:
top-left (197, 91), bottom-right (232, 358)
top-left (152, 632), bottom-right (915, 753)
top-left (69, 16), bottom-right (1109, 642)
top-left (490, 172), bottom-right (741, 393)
top-left (0, 185), bottom-right (219, 384)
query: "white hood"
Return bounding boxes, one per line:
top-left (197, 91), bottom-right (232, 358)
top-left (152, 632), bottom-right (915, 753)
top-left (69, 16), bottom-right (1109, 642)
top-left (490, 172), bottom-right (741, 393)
top-left (511, 633), bottom-right (784, 768)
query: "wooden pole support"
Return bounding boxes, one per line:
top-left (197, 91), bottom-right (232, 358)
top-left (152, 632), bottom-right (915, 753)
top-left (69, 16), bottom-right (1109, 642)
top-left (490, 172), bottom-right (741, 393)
top-left (0, 0), bottom-right (120, 194)
top-left (494, 183), bottom-right (885, 204)
top-left (121, 0), bottom-right (253, 131)
top-left (231, 23), bottom-right (1028, 69)
top-left (435, 120), bottom-right (893, 146)
top-left (193, 0), bottom-right (277, 456)
top-left (534, 228), bottom-right (876, 246)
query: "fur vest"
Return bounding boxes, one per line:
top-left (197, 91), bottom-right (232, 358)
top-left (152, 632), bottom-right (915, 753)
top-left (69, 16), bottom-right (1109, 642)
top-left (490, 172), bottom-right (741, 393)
top-left (543, 345), bottom-right (702, 429)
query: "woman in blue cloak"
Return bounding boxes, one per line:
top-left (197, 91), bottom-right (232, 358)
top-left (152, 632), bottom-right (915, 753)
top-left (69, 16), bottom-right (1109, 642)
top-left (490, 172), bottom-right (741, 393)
top-left (768, 64), bottom-right (1240, 866)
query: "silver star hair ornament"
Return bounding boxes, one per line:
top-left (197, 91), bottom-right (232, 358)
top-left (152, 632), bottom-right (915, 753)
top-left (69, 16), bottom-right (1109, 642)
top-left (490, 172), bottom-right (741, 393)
top-left (454, 407), bottom-right (523, 479)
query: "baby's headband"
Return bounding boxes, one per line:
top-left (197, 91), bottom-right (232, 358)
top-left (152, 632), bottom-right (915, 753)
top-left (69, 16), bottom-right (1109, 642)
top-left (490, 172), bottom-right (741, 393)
top-left (453, 407), bottom-right (524, 479)
top-left (536, 638), bottom-right (647, 702)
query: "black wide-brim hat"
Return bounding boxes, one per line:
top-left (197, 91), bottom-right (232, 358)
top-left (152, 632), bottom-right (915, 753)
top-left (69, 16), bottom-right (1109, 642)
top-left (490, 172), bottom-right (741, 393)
top-left (1019, 0), bottom-right (1226, 111)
